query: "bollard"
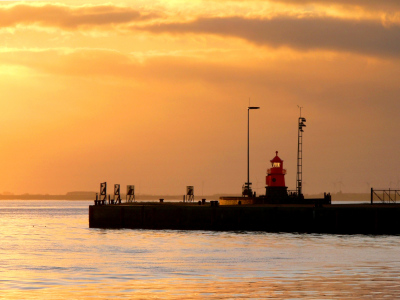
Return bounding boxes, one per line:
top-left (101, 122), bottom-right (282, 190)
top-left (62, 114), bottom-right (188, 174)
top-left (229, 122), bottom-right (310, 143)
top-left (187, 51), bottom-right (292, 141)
top-left (198, 201), bottom-right (201, 205)
top-left (202, 199), bottom-right (206, 205)
top-left (238, 200), bottom-right (241, 205)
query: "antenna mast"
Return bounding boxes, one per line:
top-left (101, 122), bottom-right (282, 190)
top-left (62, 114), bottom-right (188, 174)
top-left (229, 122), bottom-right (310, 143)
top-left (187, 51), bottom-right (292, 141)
top-left (296, 106), bottom-right (306, 196)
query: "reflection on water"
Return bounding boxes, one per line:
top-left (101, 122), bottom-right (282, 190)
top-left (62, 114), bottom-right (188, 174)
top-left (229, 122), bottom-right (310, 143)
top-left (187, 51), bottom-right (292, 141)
top-left (0, 200), bottom-right (399, 299)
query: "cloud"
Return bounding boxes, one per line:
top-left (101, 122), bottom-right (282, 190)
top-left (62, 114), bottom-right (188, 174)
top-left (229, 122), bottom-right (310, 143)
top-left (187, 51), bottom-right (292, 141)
top-left (0, 3), bottom-right (157, 29)
top-left (138, 16), bottom-right (400, 58)
top-left (268, 0), bottom-right (400, 10)
top-left (0, 48), bottom-right (142, 79)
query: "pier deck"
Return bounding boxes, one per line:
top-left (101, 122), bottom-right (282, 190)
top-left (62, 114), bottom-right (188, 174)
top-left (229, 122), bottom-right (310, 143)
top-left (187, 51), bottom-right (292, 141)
top-left (89, 202), bottom-right (400, 235)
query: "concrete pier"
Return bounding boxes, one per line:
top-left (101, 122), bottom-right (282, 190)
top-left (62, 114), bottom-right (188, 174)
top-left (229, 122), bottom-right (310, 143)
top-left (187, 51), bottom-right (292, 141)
top-left (89, 202), bottom-right (400, 235)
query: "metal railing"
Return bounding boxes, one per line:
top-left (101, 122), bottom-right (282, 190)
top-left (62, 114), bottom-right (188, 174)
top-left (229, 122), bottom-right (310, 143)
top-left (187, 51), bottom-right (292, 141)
top-left (371, 188), bottom-right (400, 204)
top-left (267, 169), bottom-right (287, 174)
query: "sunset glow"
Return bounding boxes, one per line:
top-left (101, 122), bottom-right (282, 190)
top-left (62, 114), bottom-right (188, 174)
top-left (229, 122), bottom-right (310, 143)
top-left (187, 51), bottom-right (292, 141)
top-left (0, 0), bottom-right (399, 195)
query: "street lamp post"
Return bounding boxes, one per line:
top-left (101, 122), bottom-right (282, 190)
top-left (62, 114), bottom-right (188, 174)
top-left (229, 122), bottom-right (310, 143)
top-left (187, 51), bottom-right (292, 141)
top-left (245, 106), bottom-right (260, 197)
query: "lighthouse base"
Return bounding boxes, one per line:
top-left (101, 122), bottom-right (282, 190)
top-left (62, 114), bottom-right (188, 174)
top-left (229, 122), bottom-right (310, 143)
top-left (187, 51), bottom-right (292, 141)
top-left (265, 186), bottom-right (289, 203)
top-left (219, 193), bottom-right (331, 205)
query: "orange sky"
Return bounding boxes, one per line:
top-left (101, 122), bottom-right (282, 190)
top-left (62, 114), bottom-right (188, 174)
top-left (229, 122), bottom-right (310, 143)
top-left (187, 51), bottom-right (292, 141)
top-left (0, 0), bottom-right (399, 195)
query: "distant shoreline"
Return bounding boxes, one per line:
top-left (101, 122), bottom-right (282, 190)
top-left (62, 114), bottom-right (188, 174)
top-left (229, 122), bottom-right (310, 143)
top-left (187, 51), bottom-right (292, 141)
top-left (0, 192), bottom-right (371, 201)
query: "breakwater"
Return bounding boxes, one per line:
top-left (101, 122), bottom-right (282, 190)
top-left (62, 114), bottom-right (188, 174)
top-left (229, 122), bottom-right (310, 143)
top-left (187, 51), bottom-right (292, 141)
top-left (89, 202), bottom-right (400, 235)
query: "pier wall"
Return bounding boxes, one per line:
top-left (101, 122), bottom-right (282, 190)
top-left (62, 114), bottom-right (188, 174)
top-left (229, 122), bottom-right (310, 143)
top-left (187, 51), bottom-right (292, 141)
top-left (89, 204), bottom-right (400, 234)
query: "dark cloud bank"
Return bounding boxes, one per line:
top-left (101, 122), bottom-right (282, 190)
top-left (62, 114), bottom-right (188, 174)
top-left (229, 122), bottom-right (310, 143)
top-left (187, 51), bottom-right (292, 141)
top-left (139, 16), bottom-right (400, 58)
top-left (270, 0), bottom-right (400, 10)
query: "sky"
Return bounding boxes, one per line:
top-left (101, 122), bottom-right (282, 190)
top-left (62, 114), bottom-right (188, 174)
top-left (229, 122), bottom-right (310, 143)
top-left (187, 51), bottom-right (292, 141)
top-left (0, 0), bottom-right (399, 196)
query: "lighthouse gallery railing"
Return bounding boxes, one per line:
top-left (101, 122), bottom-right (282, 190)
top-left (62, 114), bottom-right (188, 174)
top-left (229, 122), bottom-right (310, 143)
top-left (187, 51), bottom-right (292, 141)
top-left (267, 169), bottom-right (287, 175)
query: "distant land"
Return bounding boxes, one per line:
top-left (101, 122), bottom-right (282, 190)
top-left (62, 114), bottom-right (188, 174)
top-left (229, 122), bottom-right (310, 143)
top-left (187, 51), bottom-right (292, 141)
top-left (0, 191), bottom-right (371, 201)
top-left (306, 192), bottom-right (370, 202)
top-left (0, 191), bottom-right (232, 201)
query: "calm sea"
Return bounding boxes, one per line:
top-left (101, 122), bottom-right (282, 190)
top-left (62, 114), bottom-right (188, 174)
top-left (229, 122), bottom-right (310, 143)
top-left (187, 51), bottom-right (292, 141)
top-left (0, 200), bottom-right (399, 299)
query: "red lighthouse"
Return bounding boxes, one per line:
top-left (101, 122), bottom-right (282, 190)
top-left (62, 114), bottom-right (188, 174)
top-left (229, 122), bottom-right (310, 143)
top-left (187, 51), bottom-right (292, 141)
top-left (265, 151), bottom-right (288, 201)
top-left (266, 151), bottom-right (286, 187)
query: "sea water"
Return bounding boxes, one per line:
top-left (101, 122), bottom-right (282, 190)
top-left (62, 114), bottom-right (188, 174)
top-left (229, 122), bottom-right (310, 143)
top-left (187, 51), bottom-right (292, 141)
top-left (0, 200), bottom-right (399, 299)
